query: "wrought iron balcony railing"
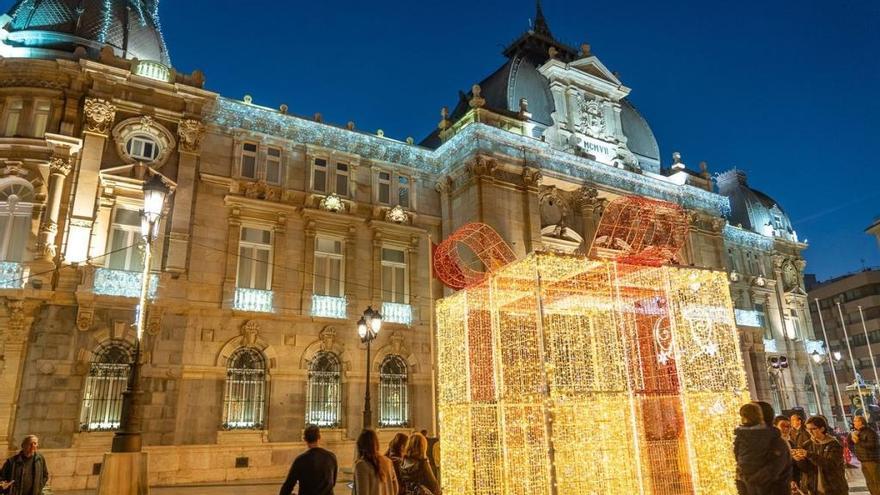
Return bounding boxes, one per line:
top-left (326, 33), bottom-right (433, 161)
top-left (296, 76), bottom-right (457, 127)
top-left (233, 288), bottom-right (274, 313)
top-left (381, 302), bottom-right (413, 325)
top-left (311, 295), bottom-right (347, 319)
top-left (0, 262), bottom-right (24, 289)
top-left (93, 268), bottom-right (158, 298)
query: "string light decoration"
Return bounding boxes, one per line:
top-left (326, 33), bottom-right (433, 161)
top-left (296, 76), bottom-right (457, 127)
top-left (433, 222), bottom-right (518, 290)
top-left (436, 253), bottom-right (749, 495)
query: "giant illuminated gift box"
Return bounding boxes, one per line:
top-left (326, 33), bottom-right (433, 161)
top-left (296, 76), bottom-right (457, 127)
top-left (434, 198), bottom-right (749, 495)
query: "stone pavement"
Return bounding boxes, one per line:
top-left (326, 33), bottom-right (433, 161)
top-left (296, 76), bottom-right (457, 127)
top-left (55, 479), bottom-right (353, 495)
top-left (53, 471), bottom-right (872, 495)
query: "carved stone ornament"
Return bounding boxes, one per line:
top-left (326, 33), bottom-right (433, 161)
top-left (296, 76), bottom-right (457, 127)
top-left (177, 119), bottom-right (206, 153)
top-left (319, 326), bottom-right (338, 351)
top-left (241, 320), bottom-right (260, 346)
top-left (385, 205), bottom-right (409, 224)
top-left (434, 175), bottom-right (453, 194)
top-left (522, 166), bottom-right (542, 188)
top-left (319, 193), bottom-right (344, 213)
top-left (577, 94), bottom-right (606, 137)
top-left (466, 156), bottom-right (497, 179)
top-left (112, 116), bottom-right (176, 168)
top-left (243, 180), bottom-right (279, 201)
top-left (146, 309), bottom-right (163, 337)
top-left (84, 98), bottom-right (117, 134)
top-left (574, 185), bottom-right (599, 210)
top-left (48, 157), bottom-right (72, 177)
top-left (469, 84), bottom-right (485, 109)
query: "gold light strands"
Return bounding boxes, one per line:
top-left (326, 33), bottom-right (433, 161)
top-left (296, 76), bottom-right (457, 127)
top-left (436, 252), bottom-right (748, 495)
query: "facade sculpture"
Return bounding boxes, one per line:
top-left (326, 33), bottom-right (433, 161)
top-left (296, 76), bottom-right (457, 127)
top-left (0, 0), bottom-right (828, 490)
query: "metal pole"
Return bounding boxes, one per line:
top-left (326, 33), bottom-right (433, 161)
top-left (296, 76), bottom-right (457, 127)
top-left (363, 335), bottom-right (372, 429)
top-left (816, 298), bottom-right (847, 429)
top-left (111, 222), bottom-right (154, 453)
top-left (800, 337), bottom-right (824, 415)
top-left (858, 305), bottom-right (880, 390)
top-left (837, 302), bottom-right (863, 390)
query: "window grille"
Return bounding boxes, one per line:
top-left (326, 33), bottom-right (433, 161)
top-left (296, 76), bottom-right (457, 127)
top-left (306, 352), bottom-right (341, 427)
top-left (379, 355), bottom-right (408, 427)
top-left (223, 347), bottom-right (267, 429)
top-left (79, 341), bottom-right (132, 431)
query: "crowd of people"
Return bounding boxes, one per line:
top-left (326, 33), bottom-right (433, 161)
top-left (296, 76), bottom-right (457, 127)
top-left (279, 426), bottom-right (441, 495)
top-left (735, 400), bottom-right (880, 495)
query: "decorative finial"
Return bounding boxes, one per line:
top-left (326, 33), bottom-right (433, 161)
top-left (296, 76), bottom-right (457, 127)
top-left (580, 43), bottom-right (591, 57)
top-left (377, 129), bottom-right (384, 137)
top-left (314, 113), bottom-right (323, 123)
top-left (699, 161), bottom-right (710, 179)
top-left (469, 85), bottom-right (485, 109)
top-left (243, 94), bottom-right (253, 104)
top-left (671, 151), bottom-right (685, 171)
top-left (439, 107), bottom-right (450, 130)
top-left (346, 121), bottom-right (355, 130)
top-left (519, 98), bottom-right (531, 120)
top-left (406, 137), bottom-right (414, 145)
top-left (534, 0), bottom-right (551, 37)
top-left (548, 46), bottom-right (558, 59)
top-left (279, 104), bottom-right (288, 114)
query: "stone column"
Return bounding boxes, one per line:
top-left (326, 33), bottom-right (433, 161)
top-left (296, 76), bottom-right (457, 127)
top-left (565, 87), bottom-right (579, 133)
top-left (271, 214), bottom-right (288, 311)
top-left (301, 220), bottom-right (317, 312)
top-left (407, 235), bottom-right (420, 322)
top-left (522, 167), bottom-right (543, 253)
top-left (575, 186), bottom-right (605, 252)
top-left (435, 177), bottom-right (452, 239)
top-left (166, 119), bottom-right (205, 273)
top-left (65, 98), bottom-right (116, 263)
top-left (36, 157), bottom-right (72, 262)
top-left (0, 298), bottom-right (36, 448)
top-left (222, 210), bottom-right (242, 308)
top-left (344, 225), bottom-right (357, 311)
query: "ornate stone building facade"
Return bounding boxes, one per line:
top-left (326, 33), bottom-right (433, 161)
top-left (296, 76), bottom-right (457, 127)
top-left (0, 0), bottom-right (829, 490)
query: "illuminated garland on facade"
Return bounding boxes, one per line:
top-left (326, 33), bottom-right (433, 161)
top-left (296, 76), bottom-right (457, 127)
top-left (209, 99), bottom-right (730, 216)
top-left (436, 252), bottom-right (748, 495)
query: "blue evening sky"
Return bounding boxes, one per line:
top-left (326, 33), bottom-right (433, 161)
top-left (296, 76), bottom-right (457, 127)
top-left (73, 1), bottom-right (880, 279)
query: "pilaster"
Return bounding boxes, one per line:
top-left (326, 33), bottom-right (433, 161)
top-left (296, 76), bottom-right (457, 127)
top-left (0, 298), bottom-right (38, 448)
top-left (166, 119), bottom-right (205, 273)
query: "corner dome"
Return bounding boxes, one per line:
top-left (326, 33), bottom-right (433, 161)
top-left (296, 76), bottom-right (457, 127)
top-left (620, 99), bottom-right (660, 169)
top-left (1, 0), bottom-right (170, 66)
top-left (716, 169), bottom-right (798, 242)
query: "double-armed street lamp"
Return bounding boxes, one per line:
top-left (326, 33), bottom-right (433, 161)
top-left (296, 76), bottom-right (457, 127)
top-left (111, 173), bottom-right (169, 453)
top-left (812, 350), bottom-right (846, 429)
top-left (358, 306), bottom-right (382, 429)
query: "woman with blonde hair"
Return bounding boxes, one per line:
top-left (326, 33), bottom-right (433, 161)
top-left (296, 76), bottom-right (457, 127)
top-left (353, 429), bottom-right (398, 495)
top-left (399, 433), bottom-right (441, 495)
top-left (385, 433), bottom-right (409, 495)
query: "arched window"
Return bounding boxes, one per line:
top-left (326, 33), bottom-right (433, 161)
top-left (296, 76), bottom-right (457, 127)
top-left (0, 177), bottom-right (33, 262)
top-left (307, 352), bottom-right (341, 427)
top-left (379, 355), bottom-right (408, 427)
top-left (79, 341), bottom-right (132, 431)
top-left (222, 347), bottom-right (267, 429)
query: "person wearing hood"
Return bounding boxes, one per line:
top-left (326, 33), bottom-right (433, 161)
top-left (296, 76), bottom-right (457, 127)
top-left (792, 415), bottom-right (848, 495)
top-left (398, 433), bottom-right (440, 495)
top-left (734, 403), bottom-right (790, 495)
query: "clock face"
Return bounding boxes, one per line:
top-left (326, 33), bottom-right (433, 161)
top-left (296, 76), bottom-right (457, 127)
top-left (783, 262), bottom-right (799, 290)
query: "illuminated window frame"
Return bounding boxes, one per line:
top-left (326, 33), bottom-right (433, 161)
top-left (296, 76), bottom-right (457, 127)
top-left (381, 246), bottom-right (408, 304)
top-left (236, 226), bottom-right (273, 290)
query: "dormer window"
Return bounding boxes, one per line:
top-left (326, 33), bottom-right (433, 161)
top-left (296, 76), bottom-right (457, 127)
top-left (125, 136), bottom-right (160, 162)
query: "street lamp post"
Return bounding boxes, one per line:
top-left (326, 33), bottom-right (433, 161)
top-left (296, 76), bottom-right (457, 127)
top-left (812, 350), bottom-right (846, 429)
top-left (98, 173), bottom-right (169, 495)
top-left (768, 355), bottom-right (790, 409)
top-left (358, 306), bottom-right (382, 429)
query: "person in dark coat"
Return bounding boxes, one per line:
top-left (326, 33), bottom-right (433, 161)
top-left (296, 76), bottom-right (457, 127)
top-left (385, 433), bottom-right (409, 495)
top-left (0, 435), bottom-right (49, 495)
top-left (852, 415), bottom-right (880, 495)
top-left (735, 403), bottom-right (791, 495)
top-left (398, 433), bottom-right (440, 495)
top-left (792, 415), bottom-right (848, 495)
top-left (279, 425), bottom-right (338, 495)
top-left (790, 412), bottom-right (811, 448)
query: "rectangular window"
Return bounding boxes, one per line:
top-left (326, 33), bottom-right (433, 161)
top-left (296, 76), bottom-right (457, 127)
top-left (265, 147), bottom-right (282, 184)
top-left (3, 99), bottom-right (22, 137)
top-left (237, 227), bottom-right (272, 290)
top-left (790, 308), bottom-right (801, 339)
top-left (398, 176), bottom-right (410, 207)
top-left (313, 159), bottom-right (328, 193)
top-left (335, 163), bottom-right (349, 197)
top-left (0, 208), bottom-right (30, 262)
top-left (240, 142), bottom-right (258, 179)
top-left (381, 247), bottom-right (408, 304)
top-left (378, 171), bottom-right (391, 204)
top-left (106, 208), bottom-right (144, 272)
top-left (32, 100), bottom-right (51, 137)
top-left (314, 237), bottom-right (344, 297)
top-left (754, 303), bottom-right (770, 339)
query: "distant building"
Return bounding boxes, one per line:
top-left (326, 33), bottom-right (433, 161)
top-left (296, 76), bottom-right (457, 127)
top-left (808, 268), bottom-right (880, 416)
top-left (867, 217), bottom-right (880, 249)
